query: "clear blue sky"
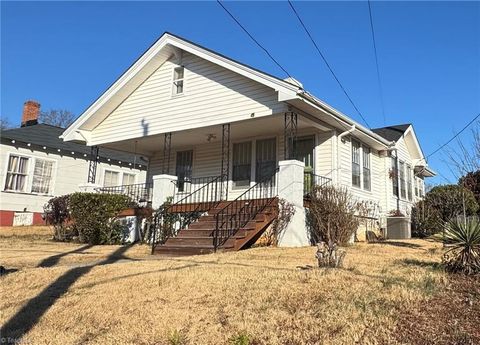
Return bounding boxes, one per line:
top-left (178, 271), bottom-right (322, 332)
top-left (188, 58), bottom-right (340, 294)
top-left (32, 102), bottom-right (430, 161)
top-left (2, 1), bottom-right (479, 185)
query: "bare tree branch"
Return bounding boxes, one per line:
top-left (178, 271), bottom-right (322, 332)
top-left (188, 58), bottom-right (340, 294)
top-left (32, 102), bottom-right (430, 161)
top-left (39, 109), bottom-right (76, 128)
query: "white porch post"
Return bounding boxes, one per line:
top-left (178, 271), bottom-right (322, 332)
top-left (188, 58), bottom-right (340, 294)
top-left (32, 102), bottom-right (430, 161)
top-left (152, 174), bottom-right (178, 209)
top-left (276, 160), bottom-right (309, 247)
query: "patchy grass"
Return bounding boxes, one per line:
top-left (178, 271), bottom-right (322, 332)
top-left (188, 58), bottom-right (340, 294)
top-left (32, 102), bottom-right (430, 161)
top-left (0, 227), bottom-right (476, 344)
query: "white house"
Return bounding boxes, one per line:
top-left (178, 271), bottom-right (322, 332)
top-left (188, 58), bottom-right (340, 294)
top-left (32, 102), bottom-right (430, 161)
top-left (61, 32), bottom-right (435, 254)
top-left (0, 101), bottom-right (147, 226)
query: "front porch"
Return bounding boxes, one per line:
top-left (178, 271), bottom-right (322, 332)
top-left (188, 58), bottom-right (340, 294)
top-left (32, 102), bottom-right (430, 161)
top-left (90, 112), bottom-right (334, 255)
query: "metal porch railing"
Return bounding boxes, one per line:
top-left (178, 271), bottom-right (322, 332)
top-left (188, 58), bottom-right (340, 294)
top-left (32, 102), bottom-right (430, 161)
top-left (303, 171), bottom-right (332, 196)
top-left (95, 182), bottom-right (153, 205)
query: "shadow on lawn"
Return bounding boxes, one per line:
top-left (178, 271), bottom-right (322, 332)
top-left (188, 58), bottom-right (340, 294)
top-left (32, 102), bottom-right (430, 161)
top-left (0, 245), bottom-right (134, 342)
top-left (37, 244), bottom-right (95, 268)
top-left (373, 241), bottom-right (423, 249)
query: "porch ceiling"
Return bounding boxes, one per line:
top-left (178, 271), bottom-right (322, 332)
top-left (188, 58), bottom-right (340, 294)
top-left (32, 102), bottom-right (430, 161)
top-left (98, 113), bottom-right (322, 156)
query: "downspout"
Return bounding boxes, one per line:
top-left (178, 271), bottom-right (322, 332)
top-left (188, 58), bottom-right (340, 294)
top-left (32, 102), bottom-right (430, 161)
top-left (336, 124), bottom-right (355, 184)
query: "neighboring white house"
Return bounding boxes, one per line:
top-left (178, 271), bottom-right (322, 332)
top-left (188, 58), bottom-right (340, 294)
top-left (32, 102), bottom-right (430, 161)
top-left (61, 32), bottom-right (435, 249)
top-left (0, 101), bottom-right (147, 226)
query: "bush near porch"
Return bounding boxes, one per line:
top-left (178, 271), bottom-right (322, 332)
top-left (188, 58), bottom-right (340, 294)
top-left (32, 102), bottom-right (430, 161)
top-left (44, 193), bottom-right (135, 244)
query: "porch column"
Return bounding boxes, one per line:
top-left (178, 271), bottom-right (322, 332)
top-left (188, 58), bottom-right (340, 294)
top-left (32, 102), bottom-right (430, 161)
top-left (284, 111), bottom-right (298, 160)
top-left (151, 174), bottom-right (177, 209)
top-left (162, 132), bottom-right (172, 174)
top-left (87, 145), bottom-right (99, 183)
top-left (220, 123), bottom-right (230, 200)
top-left (276, 159), bottom-right (309, 247)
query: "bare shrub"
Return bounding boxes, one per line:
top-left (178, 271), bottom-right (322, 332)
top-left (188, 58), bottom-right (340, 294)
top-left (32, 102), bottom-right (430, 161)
top-left (261, 199), bottom-right (295, 246)
top-left (307, 185), bottom-right (360, 268)
top-left (307, 185), bottom-right (359, 245)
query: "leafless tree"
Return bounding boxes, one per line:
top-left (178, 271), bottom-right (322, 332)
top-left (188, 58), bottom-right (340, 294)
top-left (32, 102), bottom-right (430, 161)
top-left (39, 109), bottom-right (76, 128)
top-left (444, 120), bottom-right (480, 179)
top-left (0, 118), bottom-right (11, 131)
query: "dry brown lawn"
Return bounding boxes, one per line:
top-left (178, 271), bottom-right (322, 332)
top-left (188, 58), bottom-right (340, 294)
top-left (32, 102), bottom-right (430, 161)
top-left (0, 226), bottom-right (476, 345)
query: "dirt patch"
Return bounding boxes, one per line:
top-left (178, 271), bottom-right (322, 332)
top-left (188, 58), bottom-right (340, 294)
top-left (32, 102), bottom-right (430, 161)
top-left (396, 274), bottom-right (480, 345)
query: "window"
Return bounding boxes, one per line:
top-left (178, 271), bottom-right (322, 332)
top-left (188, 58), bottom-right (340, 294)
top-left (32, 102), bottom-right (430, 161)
top-left (363, 146), bottom-right (371, 191)
top-left (414, 177), bottom-right (419, 197)
top-left (122, 173), bottom-right (135, 185)
top-left (172, 66), bottom-right (184, 95)
top-left (407, 165), bottom-right (413, 201)
top-left (31, 159), bottom-right (54, 194)
top-left (176, 150), bottom-right (193, 192)
top-left (104, 170), bottom-right (119, 187)
top-left (5, 155), bottom-right (29, 192)
top-left (351, 140), bottom-right (361, 188)
top-left (233, 141), bottom-right (252, 188)
top-left (256, 138), bottom-right (276, 182)
top-left (391, 157), bottom-right (399, 196)
top-left (419, 179), bottom-right (424, 197)
top-left (399, 161), bottom-right (406, 199)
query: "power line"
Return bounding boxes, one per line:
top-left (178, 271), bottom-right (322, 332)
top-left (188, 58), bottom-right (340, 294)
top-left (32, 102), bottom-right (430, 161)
top-left (216, 1), bottom-right (292, 79)
top-left (367, 0), bottom-right (386, 125)
top-left (425, 112), bottom-right (480, 160)
top-left (287, 0), bottom-right (371, 129)
top-left (216, 1), bottom-right (354, 135)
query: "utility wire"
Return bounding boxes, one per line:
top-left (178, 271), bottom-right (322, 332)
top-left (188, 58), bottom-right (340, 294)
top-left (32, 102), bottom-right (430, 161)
top-left (287, 0), bottom-right (371, 129)
top-left (367, 0), bottom-right (386, 125)
top-left (216, 1), bottom-right (292, 79)
top-left (425, 112), bottom-right (480, 160)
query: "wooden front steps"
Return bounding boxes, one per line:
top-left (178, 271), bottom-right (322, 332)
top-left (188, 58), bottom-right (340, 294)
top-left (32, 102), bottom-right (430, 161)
top-left (153, 199), bottom-right (278, 256)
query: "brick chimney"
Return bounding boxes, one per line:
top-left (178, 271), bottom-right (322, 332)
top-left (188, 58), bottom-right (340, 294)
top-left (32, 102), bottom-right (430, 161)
top-left (21, 100), bottom-right (40, 127)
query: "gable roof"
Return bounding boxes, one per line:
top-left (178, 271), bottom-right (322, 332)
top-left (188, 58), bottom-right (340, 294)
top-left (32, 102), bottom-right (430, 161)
top-left (371, 124), bottom-right (411, 142)
top-left (1, 124), bottom-right (147, 169)
top-left (61, 32), bottom-right (394, 148)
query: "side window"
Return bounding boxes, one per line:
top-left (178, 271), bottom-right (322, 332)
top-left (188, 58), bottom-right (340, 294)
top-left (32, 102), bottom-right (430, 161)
top-left (406, 165), bottom-right (413, 201)
top-left (351, 140), bottom-right (361, 188)
top-left (391, 157), bottom-right (398, 196)
top-left (399, 161), bottom-right (406, 199)
top-left (362, 146), bottom-right (371, 191)
top-left (232, 141), bottom-right (252, 188)
top-left (5, 155), bottom-right (29, 192)
top-left (104, 170), bottom-right (119, 187)
top-left (172, 66), bottom-right (184, 96)
top-left (31, 159), bottom-right (54, 194)
top-left (122, 173), bottom-right (135, 185)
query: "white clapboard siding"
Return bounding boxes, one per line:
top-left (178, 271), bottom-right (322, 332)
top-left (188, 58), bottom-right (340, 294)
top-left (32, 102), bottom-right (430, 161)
top-left (0, 144), bottom-right (146, 213)
top-left (91, 52), bottom-right (287, 145)
top-left (316, 131), bottom-right (333, 178)
top-left (338, 136), bottom-right (385, 212)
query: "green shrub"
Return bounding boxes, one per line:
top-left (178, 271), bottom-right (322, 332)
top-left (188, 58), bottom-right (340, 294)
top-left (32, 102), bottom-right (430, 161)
top-left (68, 193), bottom-right (135, 244)
top-left (434, 218), bottom-right (480, 275)
top-left (412, 185), bottom-right (479, 237)
top-left (44, 195), bottom-right (76, 241)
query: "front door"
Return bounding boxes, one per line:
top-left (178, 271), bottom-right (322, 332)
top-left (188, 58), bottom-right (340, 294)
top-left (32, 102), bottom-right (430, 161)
top-left (295, 136), bottom-right (315, 193)
top-left (176, 150), bottom-right (193, 192)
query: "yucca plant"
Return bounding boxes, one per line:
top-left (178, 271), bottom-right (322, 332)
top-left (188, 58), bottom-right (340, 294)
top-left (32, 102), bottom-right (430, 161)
top-left (437, 218), bottom-right (480, 275)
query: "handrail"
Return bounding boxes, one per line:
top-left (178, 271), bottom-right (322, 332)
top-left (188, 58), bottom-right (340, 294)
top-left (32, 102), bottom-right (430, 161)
top-left (304, 171), bottom-right (332, 196)
top-left (213, 168), bottom-right (279, 251)
top-left (95, 182), bottom-right (153, 204)
top-left (151, 174), bottom-right (226, 253)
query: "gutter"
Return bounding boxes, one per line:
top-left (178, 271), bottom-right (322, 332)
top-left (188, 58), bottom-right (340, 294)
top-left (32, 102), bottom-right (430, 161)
top-left (298, 91), bottom-right (392, 147)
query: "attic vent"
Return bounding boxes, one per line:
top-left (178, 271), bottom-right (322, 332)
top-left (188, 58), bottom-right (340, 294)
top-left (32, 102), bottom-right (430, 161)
top-left (283, 77), bottom-right (303, 89)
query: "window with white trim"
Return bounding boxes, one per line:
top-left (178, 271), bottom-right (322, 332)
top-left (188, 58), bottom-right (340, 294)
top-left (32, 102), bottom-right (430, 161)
top-left (362, 146), bottom-right (371, 191)
top-left (172, 66), bottom-right (184, 95)
top-left (406, 164), bottom-right (413, 201)
top-left (399, 161), bottom-right (406, 199)
top-left (415, 177), bottom-right (419, 197)
top-left (392, 157), bottom-right (399, 196)
top-left (31, 159), bottom-right (54, 194)
top-left (4, 155), bottom-right (29, 192)
top-left (122, 173), bottom-right (135, 185)
top-left (351, 140), bottom-right (361, 188)
top-left (103, 170), bottom-right (120, 187)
